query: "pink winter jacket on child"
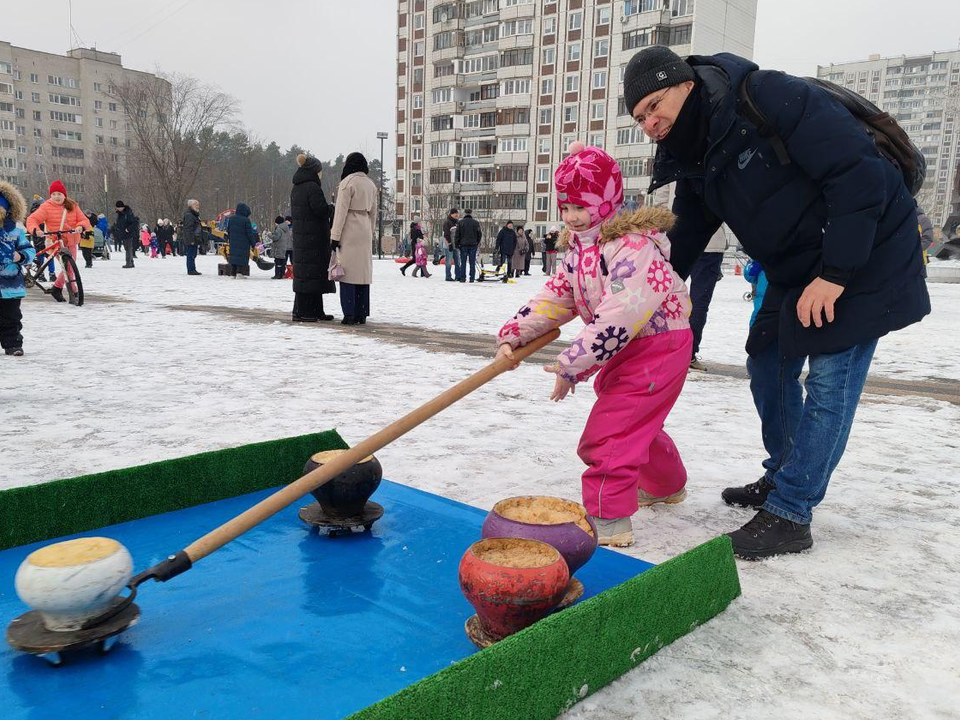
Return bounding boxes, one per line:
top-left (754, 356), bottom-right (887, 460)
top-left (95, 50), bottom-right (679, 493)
top-left (498, 207), bottom-right (692, 384)
top-left (414, 242), bottom-right (427, 266)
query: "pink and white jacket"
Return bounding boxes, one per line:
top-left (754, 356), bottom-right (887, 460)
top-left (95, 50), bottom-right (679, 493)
top-left (497, 207), bottom-right (692, 384)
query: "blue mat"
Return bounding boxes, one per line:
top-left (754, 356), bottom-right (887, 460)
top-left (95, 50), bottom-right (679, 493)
top-left (0, 480), bottom-right (653, 720)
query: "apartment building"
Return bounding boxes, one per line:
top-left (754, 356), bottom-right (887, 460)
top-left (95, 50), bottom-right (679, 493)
top-left (394, 0), bottom-right (757, 240)
top-left (0, 42), bottom-right (165, 210)
top-left (817, 50), bottom-right (960, 229)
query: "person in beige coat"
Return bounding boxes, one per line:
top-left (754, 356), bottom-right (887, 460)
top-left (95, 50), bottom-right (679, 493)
top-left (331, 152), bottom-right (378, 325)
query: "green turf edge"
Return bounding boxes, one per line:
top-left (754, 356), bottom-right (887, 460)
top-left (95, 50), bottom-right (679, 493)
top-left (0, 430), bottom-right (348, 551)
top-left (345, 535), bottom-right (741, 720)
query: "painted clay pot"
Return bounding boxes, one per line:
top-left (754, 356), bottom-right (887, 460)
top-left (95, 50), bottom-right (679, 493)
top-left (304, 449), bottom-right (382, 519)
top-left (459, 537), bottom-right (570, 641)
top-left (14, 537), bottom-right (133, 632)
top-left (481, 496), bottom-right (598, 574)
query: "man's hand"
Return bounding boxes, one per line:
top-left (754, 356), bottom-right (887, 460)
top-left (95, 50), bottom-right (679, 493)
top-left (496, 343), bottom-right (519, 370)
top-left (796, 277), bottom-right (845, 328)
top-left (544, 364), bottom-right (575, 402)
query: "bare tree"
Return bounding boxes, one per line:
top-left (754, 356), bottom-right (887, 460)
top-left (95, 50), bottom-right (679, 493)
top-left (109, 72), bottom-right (237, 217)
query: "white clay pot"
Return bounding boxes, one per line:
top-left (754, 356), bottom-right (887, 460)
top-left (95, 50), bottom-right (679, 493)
top-left (15, 537), bottom-right (133, 632)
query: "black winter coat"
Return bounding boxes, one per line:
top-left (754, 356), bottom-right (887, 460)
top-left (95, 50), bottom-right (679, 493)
top-left (181, 208), bottom-right (202, 246)
top-left (651, 53), bottom-right (930, 358)
top-left (456, 215), bottom-right (482, 247)
top-left (442, 216), bottom-right (458, 247)
top-left (290, 166), bottom-right (335, 294)
top-left (112, 207), bottom-right (138, 242)
top-left (226, 203), bottom-right (257, 265)
top-left (496, 227), bottom-right (517, 257)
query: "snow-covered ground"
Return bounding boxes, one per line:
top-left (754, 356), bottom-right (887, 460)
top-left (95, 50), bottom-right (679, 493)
top-left (3, 253), bottom-right (959, 719)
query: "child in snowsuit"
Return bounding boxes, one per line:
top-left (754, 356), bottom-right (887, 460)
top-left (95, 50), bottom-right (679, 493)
top-left (150, 232), bottom-right (159, 258)
top-left (25, 180), bottom-right (91, 303)
top-left (412, 238), bottom-right (431, 278)
top-left (0, 182), bottom-right (36, 356)
top-left (496, 142), bottom-right (693, 547)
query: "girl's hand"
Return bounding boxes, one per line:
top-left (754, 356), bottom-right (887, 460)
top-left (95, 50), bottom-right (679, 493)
top-left (544, 364), bottom-right (575, 402)
top-left (12, 250), bottom-right (22, 262)
top-left (496, 343), bottom-right (519, 370)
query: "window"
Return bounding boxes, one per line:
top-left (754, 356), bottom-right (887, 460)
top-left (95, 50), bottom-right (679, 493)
top-left (110, 119), bottom-right (118, 129)
top-left (32, 127), bottom-right (41, 137)
top-left (536, 196), bottom-right (549, 211)
top-left (49, 111), bottom-right (81, 124)
top-left (565, 74), bottom-right (578, 93)
top-left (31, 92), bottom-right (40, 103)
top-left (568, 11), bottom-right (582, 31)
top-left (431, 115), bottom-right (453, 131)
top-left (537, 167), bottom-right (550, 183)
top-left (542, 47), bottom-right (555, 65)
top-left (0, 102), bottom-right (10, 112)
top-left (465, 25), bottom-right (499, 46)
top-left (498, 137), bottom-right (528, 152)
top-left (32, 111), bottom-right (41, 121)
top-left (501, 49), bottom-right (534, 67)
top-left (414, 41), bottom-right (424, 57)
top-left (108, 102), bottom-right (117, 112)
top-left (671, 0), bottom-right (694, 17)
top-left (17, 145), bottom-right (26, 154)
top-left (461, 54), bottom-right (498, 73)
top-left (501, 19), bottom-right (533, 37)
top-left (596, 6), bottom-right (611, 24)
top-left (431, 141), bottom-right (452, 157)
top-left (500, 79), bottom-right (531, 95)
top-left (616, 126), bottom-right (644, 145)
top-left (434, 30), bottom-right (464, 51)
top-left (461, 140), bottom-right (479, 158)
top-left (414, 13), bottom-right (424, 30)
top-left (539, 108), bottom-right (553, 125)
top-left (670, 24), bottom-right (692, 46)
top-left (624, 0), bottom-right (662, 16)
top-left (30, 73), bottom-right (38, 84)
top-left (0, 120), bottom-right (13, 131)
top-left (0, 62), bottom-right (11, 75)
top-left (563, 105), bottom-right (577, 123)
top-left (496, 164), bottom-right (528, 182)
top-left (35, 146), bottom-right (42, 155)
top-left (432, 88), bottom-right (452, 104)
top-left (0, 83), bottom-right (12, 95)
top-left (501, 0), bottom-right (533, 5)
top-left (543, 17), bottom-right (556, 35)
top-left (593, 70), bottom-right (607, 89)
top-left (412, 147), bottom-right (422, 161)
top-left (95, 118), bottom-right (103, 127)
top-left (541, 78), bottom-right (554, 95)
top-left (413, 120), bottom-right (423, 135)
top-left (51, 128), bottom-right (82, 142)
top-left (538, 138), bottom-right (551, 155)
top-left (49, 93), bottom-right (81, 107)
top-left (589, 133), bottom-right (604, 148)
top-left (411, 172), bottom-right (421, 188)
top-left (95, 100), bottom-right (103, 110)
top-left (591, 101), bottom-right (605, 120)
top-left (14, 90), bottom-right (22, 101)
top-left (413, 68), bottom-right (424, 85)
top-left (595, 38), bottom-right (609, 58)
top-left (414, 93), bottom-right (425, 108)
top-left (567, 43), bottom-right (581, 62)
top-left (463, 113), bottom-right (480, 128)
top-left (94, 82), bottom-right (102, 92)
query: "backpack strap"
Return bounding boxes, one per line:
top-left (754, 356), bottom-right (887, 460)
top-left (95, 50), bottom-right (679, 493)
top-left (737, 71), bottom-right (791, 166)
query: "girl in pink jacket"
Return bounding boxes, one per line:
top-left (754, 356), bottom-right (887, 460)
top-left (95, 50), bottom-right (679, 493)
top-left (25, 180), bottom-right (91, 303)
top-left (495, 142), bottom-right (693, 547)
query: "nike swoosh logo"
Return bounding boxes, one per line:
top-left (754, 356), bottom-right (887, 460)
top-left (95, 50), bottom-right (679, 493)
top-left (738, 148), bottom-right (757, 170)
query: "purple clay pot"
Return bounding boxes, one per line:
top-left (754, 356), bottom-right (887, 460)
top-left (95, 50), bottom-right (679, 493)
top-left (303, 449), bottom-right (382, 519)
top-left (481, 496), bottom-right (598, 575)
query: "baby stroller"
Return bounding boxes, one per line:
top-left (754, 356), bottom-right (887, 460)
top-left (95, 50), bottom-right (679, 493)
top-left (476, 251), bottom-right (512, 283)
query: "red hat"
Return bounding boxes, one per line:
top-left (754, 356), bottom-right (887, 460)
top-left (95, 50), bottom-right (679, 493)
top-left (554, 141), bottom-right (623, 226)
top-left (49, 180), bottom-right (67, 197)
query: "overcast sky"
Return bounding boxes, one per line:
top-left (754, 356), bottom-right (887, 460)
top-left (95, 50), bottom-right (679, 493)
top-left (4, 0), bottom-right (959, 177)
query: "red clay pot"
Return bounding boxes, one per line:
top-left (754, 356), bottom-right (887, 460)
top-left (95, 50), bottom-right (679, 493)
top-left (459, 538), bottom-right (570, 641)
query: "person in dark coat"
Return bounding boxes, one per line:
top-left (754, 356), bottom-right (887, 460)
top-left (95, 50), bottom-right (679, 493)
top-left (627, 47), bottom-right (931, 559)
top-left (494, 221), bottom-right (517, 282)
top-left (522, 228), bottom-right (534, 276)
top-left (290, 154), bottom-right (335, 321)
top-left (112, 200), bottom-right (139, 269)
top-left (181, 200), bottom-right (203, 275)
top-left (400, 219), bottom-right (423, 276)
top-left (441, 209), bottom-right (459, 282)
top-left (455, 208), bottom-right (482, 282)
top-left (226, 203), bottom-right (257, 277)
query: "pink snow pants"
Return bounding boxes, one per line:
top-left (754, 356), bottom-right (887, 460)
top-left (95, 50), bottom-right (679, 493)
top-left (578, 328), bottom-right (693, 519)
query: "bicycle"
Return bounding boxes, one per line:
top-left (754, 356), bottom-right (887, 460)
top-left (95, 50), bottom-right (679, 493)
top-left (24, 229), bottom-right (84, 306)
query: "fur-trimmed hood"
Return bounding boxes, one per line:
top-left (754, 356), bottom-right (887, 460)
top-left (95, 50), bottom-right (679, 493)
top-left (0, 180), bottom-right (27, 224)
top-left (557, 206), bottom-right (676, 249)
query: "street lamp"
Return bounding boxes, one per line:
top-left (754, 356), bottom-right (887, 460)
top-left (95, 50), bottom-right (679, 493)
top-left (376, 131), bottom-right (388, 259)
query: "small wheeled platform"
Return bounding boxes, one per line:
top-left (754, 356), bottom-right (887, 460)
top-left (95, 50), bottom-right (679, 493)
top-left (298, 501), bottom-right (384, 536)
top-left (5, 600), bottom-right (140, 666)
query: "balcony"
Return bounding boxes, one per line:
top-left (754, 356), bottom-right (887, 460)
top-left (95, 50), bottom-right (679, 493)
top-left (493, 180), bottom-right (528, 193)
top-left (619, 8), bottom-right (670, 32)
top-left (497, 65), bottom-right (534, 80)
top-left (496, 93), bottom-right (532, 109)
top-left (499, 4), bottom-right (535, 20)
top-left (460, 155), bottom-right (495, 165)
top-left (495, 151), bottom-right (530, 164)
top-left (460, 125), bottom-right (497, 138)
top-left (432, 73), bottom-right (464, 89)
top-left (431, 155), bottom-right (460, 169)
top-left (430, 128), bottom-right (462, 142)
top-left (498, 34), bottom-right (534, 51)
top-left (497, 123), bottom-right (530, 136)
top-left (434, 45), bottom-right (465, 62)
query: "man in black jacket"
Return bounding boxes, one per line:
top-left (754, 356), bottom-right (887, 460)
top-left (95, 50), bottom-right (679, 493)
top-left (494, 221), bottom-right (517, 282)
top-left (111, 200), bottom-right (139, 269)
top-left (455, 208), bottom-right (482, 282)
top-left (441, 208), bottom-right (459, 282)
top-left (181, 199), bottom-right (203, 276)
top-left (625, 47), bottom-right (930, 559)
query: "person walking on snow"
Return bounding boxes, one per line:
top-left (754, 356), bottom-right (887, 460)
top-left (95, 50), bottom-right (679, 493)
top-left (624, 47), bottom-right (930, 558)
top-left (496, 142), bottom-right (693, 548)
top-left (412, 238), bottom-right (432, 277)
top-left (0, 181), bottom-right (35, 356)
top-left (112, 200), bottom-right (139, 268)
top-left (269, 215), bottom-right (294, 279)
top-left (400, 219), bottom-right (423, 276)
top-left (25, 180), bottom-right (91, 303)
top-left (181, 200), bottom-right (203, 275)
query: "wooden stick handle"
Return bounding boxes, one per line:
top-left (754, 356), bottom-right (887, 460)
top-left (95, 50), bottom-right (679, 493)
top-left (183, 329), bottom-right (560, 563)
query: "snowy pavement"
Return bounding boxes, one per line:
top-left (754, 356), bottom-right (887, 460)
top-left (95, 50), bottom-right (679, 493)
top-left (3, 252), bottom-right (959, 719)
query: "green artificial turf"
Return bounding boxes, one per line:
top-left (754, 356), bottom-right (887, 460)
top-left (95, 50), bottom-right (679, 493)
top-left (346, 535), bottom-right (741, 720)
top-left (0, 430), bottom-right (348, 551)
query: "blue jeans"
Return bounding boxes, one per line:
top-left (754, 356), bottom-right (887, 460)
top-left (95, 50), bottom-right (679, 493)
top-left (445, 246), bottom-right (459, 280)
top-left (185, 245), bottom-right (197, 273)
top-left (748, 339), bottom-right (878, 524)
top-left (459, 246), bottom-right (477, 281)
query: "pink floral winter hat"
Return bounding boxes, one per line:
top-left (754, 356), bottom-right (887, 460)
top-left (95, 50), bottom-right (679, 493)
top-left (554, 141), bottom-right (624, 226)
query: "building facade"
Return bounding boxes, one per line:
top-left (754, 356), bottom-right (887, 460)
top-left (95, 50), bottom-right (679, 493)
top-left (817, 50), bottom-right (960, 231)
top-left (0, 43), bottom-right (165, 210)
top-left (394, 0), bottom-right (757, 242)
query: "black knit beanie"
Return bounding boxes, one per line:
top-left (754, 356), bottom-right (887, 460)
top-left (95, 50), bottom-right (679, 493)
top-left (623, 46), bottom-right (696, 116)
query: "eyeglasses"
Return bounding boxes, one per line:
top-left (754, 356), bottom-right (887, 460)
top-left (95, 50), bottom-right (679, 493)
top-left (633, 86), bottom-right (673, 126)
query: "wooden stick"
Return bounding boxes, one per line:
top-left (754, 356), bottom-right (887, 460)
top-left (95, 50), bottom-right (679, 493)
top-left (184, 329), bottom-right (560, 562)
